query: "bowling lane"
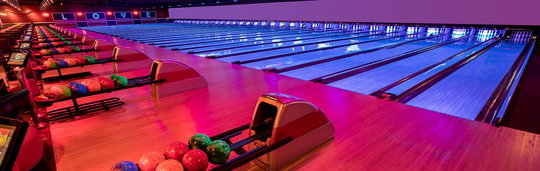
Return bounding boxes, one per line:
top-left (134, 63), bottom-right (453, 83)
top-left (279, 36), bottom-right (447, 80)
top-left (405, 40), bottom-right (527, 119)
top-left (140, 28), bottom-right (313, 43)
top-left (160, 31), bottom-right (336, 49)
top-left (328, 38), bottom-right (489, 94)
top-left (384, 40), bottom-right (493, 96)
top-left (195, 32), bottom-right (379, 57)
top-left (240, 34), bottom-right (415, 69)
top-left (177, 31), bottom-right (365, 52)
top-left (144, 30), bottom-right (316, 45)
top-left (217, 32), bottom-right (387, 63)
top-left (86, 24), bottom-right (300, 41)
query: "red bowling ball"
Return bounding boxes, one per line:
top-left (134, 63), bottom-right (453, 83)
top-left (181, 149), bottom-right (208, 171)
top-left (97, 77), bottom-right (116, 90)
top-left (164, 141), bottom-right (190, 161)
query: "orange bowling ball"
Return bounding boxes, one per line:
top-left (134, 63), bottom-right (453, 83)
top-left (63, 58), bottom-right (77, 66)
top-left (39, 49), bottom-right (50, 56)
top-left (80, 79), bottom-right (102, 93)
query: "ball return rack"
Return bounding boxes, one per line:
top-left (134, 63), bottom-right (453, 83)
top-left (32, 42), bottom-right (86, 50)
top-left (35, 75), bottom-right (165, 121)
top-left (207, 93), bottom-right (335, 171)
top-left (33, 57), bottom-right (122, 82)
top-left (34, 59), bottom-right (208, 121)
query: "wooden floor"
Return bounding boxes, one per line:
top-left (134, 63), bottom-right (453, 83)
top-left (45, 28), bottom-right (540, 171)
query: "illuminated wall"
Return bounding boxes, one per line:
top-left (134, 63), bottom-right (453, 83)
top-left (169, 0), bottom-right (540, 26)
top-left (0, 4), bottom-right (168, 23)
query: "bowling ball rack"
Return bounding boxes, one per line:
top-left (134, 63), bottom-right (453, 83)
top-left (32, 42), bottom-right (86, 50)
top-left (34, 58), bottom-right (122, 82)
top-left (35, 76), bottom-right (166, 121)
top-left (207, 123), bottom-right (293, 171)
top-left (32, 48), bottom-right (100, 58)
top-left (32, 38), bottom-right (77, 43)
top-left (32, 33), bottom-right (70, 37)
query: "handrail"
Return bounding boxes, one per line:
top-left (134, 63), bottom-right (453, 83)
top-left (393, 38), bottom-right (501, 103)
top-left (476, 39), bottom-right (536, 124)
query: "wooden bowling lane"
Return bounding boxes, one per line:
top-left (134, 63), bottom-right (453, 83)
top-left (45, 27), bottom-right (540, 170)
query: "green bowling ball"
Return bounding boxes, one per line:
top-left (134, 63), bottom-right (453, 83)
top-left (83, 55), bottom-right (96, 63)
top-left (64, 41), bottom-right (71, 45)
top-left (71, 46), bottom-right (81, 52)
top-left (206, 140), bottom-right (231, 164)
top-left (114, 76), bottom-right (128, 87)
top-left (188, 134), bottom-right (211, 150)
top-left (110, 74), bottom-right (119, 80)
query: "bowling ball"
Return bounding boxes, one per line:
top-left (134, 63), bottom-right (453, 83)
top-left (51, 42), bottom-right (59, 46)
top-left (56, 47), bottom-right (66, 53)
top-left (67, 82), bottom-right (88, 95)
top-left (156, 159), bottom-right (184, 171)
top-left (181, 150), bottom-right (208, 171)
top-left (97, 77), bottom-right (116, 90)
top-left (138, 151), bottom-right (166, 171)
top-left (84, 55), bottom-right (96, 63)
top-left (59, 37), bottom-right (65, 41)
top-left (64, 46), bottom-right (73, 53)
top-left (188, 134), bottom-right (211, 150)
top-left (80, 79), bottom-right (102, 93)
top-left (57, 41), bottom-right (65, 45)
top-left (72, 46), bottom-right (81, 52)
top-left (205, 140), bottom-right (231, 164)
top-left (56, 59), bottom-right (68, 67)
top-left (43, 60), bottom-right (57, 69)
top-left (47, 85), bottom-right (72, 98)
top-left (64, 58), bottom-right (77, 66)
top-left (164, 141), bottom-right (190, 161)
top-left (38, 38), bottom-right (45, 42)
top-left (39, 49), bottom-right (50, 56)
top-left (111, 161), bottom-right (139, 171)
top-left (110, 74), bottom-right (119, 80)
top-left (64, 41), bottom-right (71, 45)
top-left (114, 76), bottom-right (129, 87)
top-left (51, 48), bottom-right (59, 54)
top-left (74, 56), bottom-right (86, 64)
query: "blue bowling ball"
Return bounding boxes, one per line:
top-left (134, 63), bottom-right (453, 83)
top-left (67, 82), bottom-right (88, 95)
top-left (56, 60), bottom-right (68, 67)
top-left (111, 161), bottom-right (139, 171)
top-left (51, 48), bottom-right (59, 54)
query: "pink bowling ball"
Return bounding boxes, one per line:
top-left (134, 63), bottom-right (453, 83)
top-left (138, 151), bottom-right (166, 171)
